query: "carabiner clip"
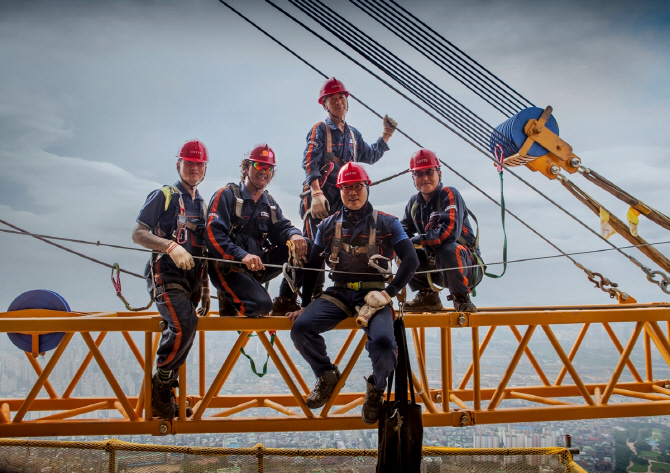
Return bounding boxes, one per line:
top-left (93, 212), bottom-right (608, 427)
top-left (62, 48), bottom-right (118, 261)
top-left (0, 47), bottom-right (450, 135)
top-left (176, 227), bottom-right (187, 244)
top-left (368, 254), bottom-right (392, 277)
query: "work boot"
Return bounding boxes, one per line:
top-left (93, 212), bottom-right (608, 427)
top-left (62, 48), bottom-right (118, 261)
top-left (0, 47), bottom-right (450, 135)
top-left (305, 367), bottom-right (341, 409)
top-left (270, 294), bottom-right (300, 317)
top-left (218, 292), bottom-right (238, 317)
top-left (151, 372), bottom-right (177, 419)
top-left (404, 290), bottom-right (443, 312)
top-left (361, 375), bottom-right (385, 425)
top-left (450, 292), bottom-right (477, 312)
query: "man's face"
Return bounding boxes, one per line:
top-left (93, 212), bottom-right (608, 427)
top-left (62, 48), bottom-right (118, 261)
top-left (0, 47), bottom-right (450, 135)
top-left (340, 181), bottom-right (367, 211)
top-left (247, 161), bottom-right (275, 189)
top-left (323, 93), bottom-right (348, 120)
top-left (177, 159), bottom-right (206, 187)
top-left (413, 167), bottom-right (440, 194)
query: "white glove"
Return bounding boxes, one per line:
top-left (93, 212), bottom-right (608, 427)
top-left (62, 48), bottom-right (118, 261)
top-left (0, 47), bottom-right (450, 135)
top-left (310, 191), bottom-right (329, 219)
top-left (364, 290), bottom-right (392, 309)
top-left (356, 304), bottom-right (382, 328)
top-left (167, 242), bottom-right (194, 270)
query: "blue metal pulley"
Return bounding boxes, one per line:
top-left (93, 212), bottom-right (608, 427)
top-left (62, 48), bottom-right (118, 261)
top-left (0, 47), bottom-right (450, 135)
top-left (7, 289), bottom-right (69, 353)
top-left (489, 106), bottom-right (560, 159)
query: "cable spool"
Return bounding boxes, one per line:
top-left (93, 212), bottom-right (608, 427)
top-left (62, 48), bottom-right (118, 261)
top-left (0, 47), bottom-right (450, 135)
top-left (7, 289), bottom-right (69, 354)
top-left (489, 106), bottom-right (559, 159)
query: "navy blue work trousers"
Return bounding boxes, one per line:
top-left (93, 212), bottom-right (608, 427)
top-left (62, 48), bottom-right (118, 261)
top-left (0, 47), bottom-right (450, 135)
top-left (155, 289), bottom-right (198, 371)
top-left (409, 242), bottom-right (482, 295)
top-left (210, 244), bottom-right (308, 317)
top-left (290, 286), bottom-right (397, 390)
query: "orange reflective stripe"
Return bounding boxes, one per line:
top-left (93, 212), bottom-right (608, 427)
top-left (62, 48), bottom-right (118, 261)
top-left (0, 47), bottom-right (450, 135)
top-left (304, 123), bottom-right (321, 172)
top-left (156, 292), bottom-right (182, 367)
top-left (423, 188), bottom-right (456, 246)
top-left (455, 244), bottom-right (469, 288)
top-left (207, 186), bottom-right (235, 261)
top-left (214, 264), bottom-right (246, 316)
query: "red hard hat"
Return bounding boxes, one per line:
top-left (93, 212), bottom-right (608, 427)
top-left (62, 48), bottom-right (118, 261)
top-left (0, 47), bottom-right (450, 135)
top-left (336, 162), bottom-right (371, 187)
top-left (318, 77), bottom-right (349, 105)
top-left (410, 149), bottom-right (440, 171)
top-left (247, 143), bottom-right (276, 166)
top-left (179, 139), bottom-right (208, 163)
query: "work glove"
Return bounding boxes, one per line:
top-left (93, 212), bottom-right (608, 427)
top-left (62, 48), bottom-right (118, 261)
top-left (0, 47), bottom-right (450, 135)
top-left (364, 290), bottom-right (392, 309)
top-left (287, 237), bottom-right (308, 266)
top-left (355, 304), bottom-right (382, 328)
top-left (355, 290), bottom-right (392, 328)
top-left (310, 191), bottom-right (329, 220)
top-left (167, 242), bottom-right (194, 270)
top-left (197, 287), bottom-right (211, 316)
top-left (383, 115), bottom-right (397, 135)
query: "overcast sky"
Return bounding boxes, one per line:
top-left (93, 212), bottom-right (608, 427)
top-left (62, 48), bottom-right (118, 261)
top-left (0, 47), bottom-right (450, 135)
top-left (1, 0), bottom-right (670, 313)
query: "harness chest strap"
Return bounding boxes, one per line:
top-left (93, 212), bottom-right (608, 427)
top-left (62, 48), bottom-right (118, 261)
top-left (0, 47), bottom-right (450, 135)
top-left (321, 123), bottom-right (357, 165)
top-left (228, 182), bottom-right (278, 226)
top-left (410, 194), bottom-right (479, 249)
top-left (329, 210), bottom-right (379, 266)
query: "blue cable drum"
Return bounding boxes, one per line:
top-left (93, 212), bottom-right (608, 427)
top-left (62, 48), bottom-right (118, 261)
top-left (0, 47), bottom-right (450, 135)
top-left (7, 289), bottom-right (69, 353)
top-left (489, 107), bottom-right (559, 159)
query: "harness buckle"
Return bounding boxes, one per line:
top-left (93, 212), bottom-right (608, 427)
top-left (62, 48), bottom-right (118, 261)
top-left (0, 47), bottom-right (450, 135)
top-left (368, 254), bottom-right (392, 277)
top-left (349, 281), bottom-right (360, 290)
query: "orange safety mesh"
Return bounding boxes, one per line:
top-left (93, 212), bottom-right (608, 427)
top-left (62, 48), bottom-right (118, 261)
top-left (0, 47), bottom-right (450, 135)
top-left (0, 439), bottom-right (587, 472)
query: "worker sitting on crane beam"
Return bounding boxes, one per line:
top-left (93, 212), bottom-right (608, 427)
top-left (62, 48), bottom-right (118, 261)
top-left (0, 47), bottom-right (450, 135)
top-left (287, 163), bottom-right (418, 424)
top-left (401, 149), bottom-right (484, 313)
top-left (206, 143), bottom-right (309, 318)
top-left (131, 139), bottom-right (211, 420)
top-left (299, 77), bottom-right (397, 296)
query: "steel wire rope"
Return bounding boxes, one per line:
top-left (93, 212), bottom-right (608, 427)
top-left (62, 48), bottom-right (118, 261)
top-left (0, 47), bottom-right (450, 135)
top-left (351, 0), bottom-right (525, 115)
top-left (289, 0), bottom-right (512, 155)
top-left (251, 0), bottom-right (645, 294)
top-left (0, 0), bottom-right (622, 295)
top-left (384, 0), bottom-right (534, 110)
top-left (287, 1), bottom-right (494, 151)
top-left (4, 225), bottom-right (670, 275)
top-left (270, 0), bottom-right (666, 284)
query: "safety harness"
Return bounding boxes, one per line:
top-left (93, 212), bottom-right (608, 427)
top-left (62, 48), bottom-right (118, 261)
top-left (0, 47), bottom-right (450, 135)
top-left (227, 182), bottom-right (278, 237)
top-left (410, 195), bottom-right (487, 291)
top-left (160, 185), bottom-right (207, 244)
top-left (217, 183), bottom-right (279, 278)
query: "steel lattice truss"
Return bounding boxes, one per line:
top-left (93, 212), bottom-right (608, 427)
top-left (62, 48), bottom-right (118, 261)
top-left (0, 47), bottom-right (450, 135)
top-left (1, 304), bottom-right (670, 437)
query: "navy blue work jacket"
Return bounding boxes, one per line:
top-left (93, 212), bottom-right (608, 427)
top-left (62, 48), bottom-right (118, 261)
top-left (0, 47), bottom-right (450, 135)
top-left (315, 204), bottom-right (407, 284)
top-left (136, 180), bottom-right (206, 291)
top-left (206, 182), bottom-right (301, 261)
top-left (400, 183), bottom-right (481, 258)
top-left (302, 118), bottom-right (389, 207)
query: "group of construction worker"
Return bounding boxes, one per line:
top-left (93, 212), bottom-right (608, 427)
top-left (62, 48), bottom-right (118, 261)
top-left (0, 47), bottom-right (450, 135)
top-left (132, 78), bottom-right (485, 423)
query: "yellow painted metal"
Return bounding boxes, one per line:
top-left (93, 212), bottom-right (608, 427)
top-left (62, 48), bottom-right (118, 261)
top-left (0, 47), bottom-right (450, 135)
top-left (3, 304), bottom-right (670, 437)
top-left (320, 333), bottom-right (367, 417)
top-left (24, 351), bottom-right (58, 399)
top-left (600, 322), bottom-right (644, 404)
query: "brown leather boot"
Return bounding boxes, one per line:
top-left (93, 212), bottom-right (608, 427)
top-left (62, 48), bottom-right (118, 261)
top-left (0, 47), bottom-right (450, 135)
top-left (404, 290), bottom-right (443, 311)
top-left (449, 292), bottom-right (477, 312)
top-left (270, 294), bottom-right (300, 317)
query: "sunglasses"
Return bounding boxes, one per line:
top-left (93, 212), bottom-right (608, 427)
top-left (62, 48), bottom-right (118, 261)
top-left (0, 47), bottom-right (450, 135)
top-left (340, 183), bottom-right (365, 193)
top-left (252, 162), bottom-right (275, 172)
top-left (412, 168), bottom-right (436, 179)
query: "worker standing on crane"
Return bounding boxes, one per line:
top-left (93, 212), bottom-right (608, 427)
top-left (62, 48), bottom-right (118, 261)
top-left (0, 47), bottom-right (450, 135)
top-left (288, 163), bottom-right (418, 424)
top-left (131, 139), bottom-right (211, 419)
top-left (206, 143), bottom-right (309, 318)
top-left (401, 149), bottom-right (483, 312)
top-left (300, 77), bottom-right (397, 296)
